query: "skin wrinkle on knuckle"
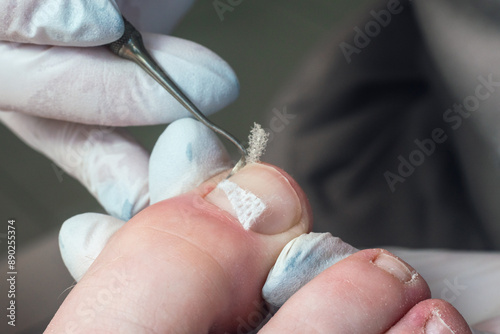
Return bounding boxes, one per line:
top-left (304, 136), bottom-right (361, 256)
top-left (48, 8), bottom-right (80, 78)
top-left (99, 227), bottom-right (232, 332)
top-left (295, 318), bottom-right (323, 334)
top-left (328, 276), bottom-right (368, 301)
top-left (119, 300), bottom-right (155, 331)
top-left (335, 278), bottom-right (392, 329)
top-left (112, 313), bottom-right (157, 334)
top-left (81, 256), bottom-right (125, 283)
top-left (141, 225), bottom-right (232, 301)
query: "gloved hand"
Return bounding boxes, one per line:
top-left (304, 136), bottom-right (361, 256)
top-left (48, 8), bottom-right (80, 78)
top-left (0, 0), bottom-right (239, 219)
top-left (59, 117), bottom-right (233, 280)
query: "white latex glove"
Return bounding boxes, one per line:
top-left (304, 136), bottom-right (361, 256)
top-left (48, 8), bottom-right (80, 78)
top-left (0, 0), bottom-right (239, 220)
top-left (59, 117), bottom-right (232, 281)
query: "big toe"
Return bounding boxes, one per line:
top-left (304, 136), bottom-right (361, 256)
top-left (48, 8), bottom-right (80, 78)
top-left (140, 163), bottom-right (313, 331)
top-left (47, 163), bottom-right (311, 334)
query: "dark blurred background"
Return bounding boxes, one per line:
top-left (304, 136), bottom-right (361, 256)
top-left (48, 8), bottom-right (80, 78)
top-left (0, 0), bottom-right (373, 332)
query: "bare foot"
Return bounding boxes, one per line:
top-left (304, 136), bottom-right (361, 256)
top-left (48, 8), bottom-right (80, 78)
top-left (46, 164), bottom-right (471, 334)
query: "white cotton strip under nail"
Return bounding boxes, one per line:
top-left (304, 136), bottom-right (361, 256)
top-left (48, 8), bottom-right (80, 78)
top-left (262, 232), bottom-right (358, 308)
top-left (217, 180), bottom-right (266, 230)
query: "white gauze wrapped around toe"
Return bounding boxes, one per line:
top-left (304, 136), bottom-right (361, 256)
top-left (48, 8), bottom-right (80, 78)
top-left (149, 118), bottom-right (232, 204)
top-left (263, 232), bottom-right (358, 308)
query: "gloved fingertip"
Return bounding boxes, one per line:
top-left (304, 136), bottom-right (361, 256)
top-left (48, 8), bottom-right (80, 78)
top-left (149, 118), bottom-right (232, 204)
top-left (59, 213), bottom-right (125, 281)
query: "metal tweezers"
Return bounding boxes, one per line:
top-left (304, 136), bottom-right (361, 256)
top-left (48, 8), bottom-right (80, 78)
top-left (108, 16), bottom-right (246, 177)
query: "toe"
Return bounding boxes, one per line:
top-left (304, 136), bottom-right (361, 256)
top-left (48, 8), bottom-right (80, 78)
top-left (387, 299), bottom-right (472, 334)
top-left (260, 249), bottom-right (431, 334)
